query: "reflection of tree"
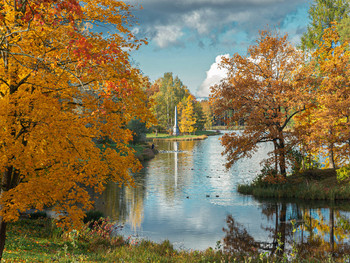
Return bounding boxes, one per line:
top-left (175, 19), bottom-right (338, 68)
top-left (223, 215), bottom-right (256, 255)
top-left (298, 208), bottom-right (350, 258)
top-left (260, 203), bottom-right (350, 260)
top-left (146, 140), bottom-right (197, 203)
top-left (93, 174), bottom-right (146, 231)
top-left (93, 183), bottom-right (127, 222)
top-left (224, 201), bottom-right (350, 261)
top-left (125, 180), bottom-right (145, 231)
top-left (260, 203), bottom-right (293, 255)
top-left (179, 141), bottom-right (195, 152)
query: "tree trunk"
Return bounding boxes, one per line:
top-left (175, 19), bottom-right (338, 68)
top-left (330, 208), bottom-right (334, 253)
top-left (0, 166), bottom-right (14, 259)
top-left (273, 139), bottom-right (278, 172)
top-left (277, 203), bottom-right (287, 256)
top-left (0, 219), bottom-right (7, 260)
top-left (270, 203), bottom-right (279, 256)
top-left (328, 143), bottom-right (336, 169)
top-left (277, 136), bottom-right (286, 177)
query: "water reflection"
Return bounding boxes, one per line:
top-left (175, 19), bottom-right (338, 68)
top-left (94, 133), bottom-right (350, 251)
top-left (224, 202), bottom-right (350, 259)
top-left (94, 173), bottom-right (146, 232)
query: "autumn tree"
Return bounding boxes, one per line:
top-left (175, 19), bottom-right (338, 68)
top-left (295, 25), bottom-right (350, 169)
top-left (0, 0), bottom-right (154, 258)
top-left (300, 0), bottom-right (349, 50)
top-left (178, 95), bottom-right (197, 134)
top-left (210, 30), bottom-right (307, 177)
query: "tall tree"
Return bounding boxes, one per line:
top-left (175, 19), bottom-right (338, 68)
top-left (178, 95), bottom-right (197, 134)
top-left (200, 100), bottom-right (214, 130)
top-left (193, 99), bottom-right (205, 131)
top-left (338, 16), bottom-right (350, 44)
top-left (0, 0), bottom-right (153, 258)
top-left (211, 30), bottom-right (307, 176)
top-left (296, 25), bottom-right (350, 168)
top-left (300, 0), bottom-right (349, 50)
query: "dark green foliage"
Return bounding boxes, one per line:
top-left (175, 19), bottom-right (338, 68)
top-left (128, 118), bottom-right (148, 144)
top-left (287, 148), bottom-right (304, 175)
top-left (193, 100), bottom-right (206, 131)
top-left (83, 210), bottom-right (104, 225)
top-left (300, 0), bottom-right (349, 50)
top-left (28, 211), bottom-right (47, 219)
top-left (338, 16), bottom-right (350, 43)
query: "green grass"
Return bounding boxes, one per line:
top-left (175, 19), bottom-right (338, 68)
top-left (3, 214), bottom-right (350, 262)
top-left (238, 168), bottom-right (350, 201)
top-left (2, 218), bottom-right (231, 262)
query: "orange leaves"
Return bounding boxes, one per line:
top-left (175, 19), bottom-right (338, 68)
top-left (0, 0), bottom-right (153, 242)
top-left (261, 172), bottom-right (287, 185)
top-left (294, 25), bottom-right (350, 166)
top-left (211, 30), bottom-right (307, 174)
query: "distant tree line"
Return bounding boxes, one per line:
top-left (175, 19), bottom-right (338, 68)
top-left (144, 72), bottom-right (211, 134)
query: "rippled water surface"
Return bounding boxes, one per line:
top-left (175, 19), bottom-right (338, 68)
top-left (94, 132), bottom-right (350, 252)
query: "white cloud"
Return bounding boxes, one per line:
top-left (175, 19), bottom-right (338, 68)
top-left (152, 25), bottom-right (184, 48)
top-left (127, 0), bottom-right (309, 48)
top-left (196, 54), bottom-right (229, 97)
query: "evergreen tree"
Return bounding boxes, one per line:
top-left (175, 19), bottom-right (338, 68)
top-left (338, 16), bottom-right (350, 44)
top-left (300, 0), bottom-right (349, 50)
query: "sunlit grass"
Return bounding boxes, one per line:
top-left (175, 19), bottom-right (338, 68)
top-left (2, 218), bottom-right (230, 262)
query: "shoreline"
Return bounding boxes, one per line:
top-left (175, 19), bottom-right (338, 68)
top-left (146, 130), bottom-right (221, 142)
top-left (237, 168), bottom-right (350, 201)
top-left (147, 134), bottom-right (208, 142)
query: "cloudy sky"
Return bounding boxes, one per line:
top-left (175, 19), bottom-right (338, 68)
top-left (125, 0), bottom-right (311, 97)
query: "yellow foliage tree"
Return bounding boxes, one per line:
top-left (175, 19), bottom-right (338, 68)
top-left (0, 0), bottom-right (154, 257)
top-left (295, 24), bottom-right (350, 168)
top-left (178, 95), bottom-right (197, 134)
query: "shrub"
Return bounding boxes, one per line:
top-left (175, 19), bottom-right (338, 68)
top-left (252, 164), bottom-right (286, 187)
top-left (79, 218), bottom-right (124, 251)
top-left (83, 210), bottom-right (104, 227)
top-left (337, 165), bottom-right (350, 182)
top-left (29, 211), bottom-right (47, 219)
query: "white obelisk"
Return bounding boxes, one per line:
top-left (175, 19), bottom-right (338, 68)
top-left (173, 106), bottom-right (180, 136)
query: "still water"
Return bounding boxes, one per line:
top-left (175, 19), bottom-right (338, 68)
top-left (94, 132), bottom-right (350, 253)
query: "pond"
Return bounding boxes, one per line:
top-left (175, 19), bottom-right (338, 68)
top-left (94, 131), bottom-right (350, 254)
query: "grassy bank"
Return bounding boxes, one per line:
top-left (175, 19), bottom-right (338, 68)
top-left (4, 216), bottom-right (349, 262)
top-left (238, 168), bottom-right (350, 200)
top-left (146, 130), bottom-right (220, 141)
top-left (2, 217), bottom-right (228, 262)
